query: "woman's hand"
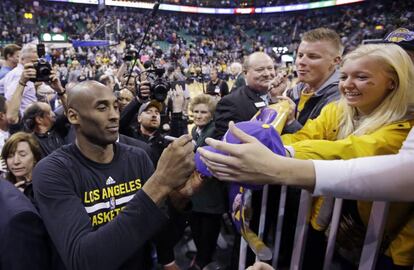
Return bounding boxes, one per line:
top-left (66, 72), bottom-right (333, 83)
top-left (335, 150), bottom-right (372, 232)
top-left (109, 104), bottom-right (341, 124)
top-left (198, 121), bottom-right (282, 185)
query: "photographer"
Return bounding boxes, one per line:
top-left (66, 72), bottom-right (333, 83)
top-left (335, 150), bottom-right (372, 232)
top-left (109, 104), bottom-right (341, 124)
top-left (6, 53), bottom-right (69, 157)
top-left (3, 44), bottom-right (39, 115)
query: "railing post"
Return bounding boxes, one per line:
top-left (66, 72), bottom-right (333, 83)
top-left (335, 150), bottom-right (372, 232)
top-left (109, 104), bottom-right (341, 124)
top-left (272, 185), bottom-right (287, 268)
top-left (239, 237), bottom-right (248, 270)
top-left (323, 198), bottom-right (343, 270)
top-left (257, 185), bottom-right (269, 261)
top-left (290, 190), bottom-right (312, 270)
top-left (358, 201), bottom-right (390, 270)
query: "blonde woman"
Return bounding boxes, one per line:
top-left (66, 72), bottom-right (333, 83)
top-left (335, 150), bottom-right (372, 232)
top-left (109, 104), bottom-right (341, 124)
top-left (201, 44), bottom-right (414, 269)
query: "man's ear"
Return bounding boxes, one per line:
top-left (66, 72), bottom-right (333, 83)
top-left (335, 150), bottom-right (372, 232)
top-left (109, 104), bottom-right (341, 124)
top-left (67, 108), bottom-right (79, 125)
top-left (137, 115), bottom-right (142, 124)
top-left (333, 55), bottom-right (342, 66)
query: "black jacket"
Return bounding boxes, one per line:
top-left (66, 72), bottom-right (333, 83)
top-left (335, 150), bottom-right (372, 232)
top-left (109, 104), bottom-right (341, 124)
top-left (206, 79), bottom-right (229, 97)
top-left (231, 73), bottom-right (246, 92)
top-left (213, 85), bottom-right (265, 139)
top-left (118, 134), bottom-right (156, 165)
top-left (133, 130), bottom-right (168, 165)
top-left (0, 179), bottom-right (51, 270)
top-left (191, 121), bottom-right (227, 214)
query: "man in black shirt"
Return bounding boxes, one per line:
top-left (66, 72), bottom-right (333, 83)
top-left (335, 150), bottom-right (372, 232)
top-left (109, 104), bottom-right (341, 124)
top-left (22, 101), bottom-right (70, 157)
top-left (134, 100), bottom-right (167, 162)
top-left (205, 68), bottom-right (229, 98)
top-left (33, 81), bottom-right (197, 270)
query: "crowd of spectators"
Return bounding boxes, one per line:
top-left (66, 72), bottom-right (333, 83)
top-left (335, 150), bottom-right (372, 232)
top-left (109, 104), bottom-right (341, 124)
top-left (0, 0), bottom-right (412, 80)
top-left (114, 0), bottom-right (311, 7)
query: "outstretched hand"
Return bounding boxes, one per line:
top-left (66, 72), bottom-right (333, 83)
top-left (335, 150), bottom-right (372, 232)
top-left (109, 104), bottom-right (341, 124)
top-left (197, 121), bottom-right (281, 184)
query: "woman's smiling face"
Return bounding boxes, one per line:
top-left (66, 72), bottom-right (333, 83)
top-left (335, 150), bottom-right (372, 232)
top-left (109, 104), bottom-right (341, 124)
top-left (339, 55), bottom-right (395, 115)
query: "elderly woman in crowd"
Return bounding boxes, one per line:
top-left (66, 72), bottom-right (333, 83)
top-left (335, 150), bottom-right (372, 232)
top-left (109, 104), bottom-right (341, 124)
top-left (2, 132), bottom-right (42, 201)
top-left (188, 94), bottom-right (227, 269)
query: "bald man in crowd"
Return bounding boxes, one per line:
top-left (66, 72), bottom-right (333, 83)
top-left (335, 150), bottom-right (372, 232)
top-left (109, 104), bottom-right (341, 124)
top-left (212, 51), bottom-right (279, 268)
top-left (32, 81), bottom-right (198, 270)
top-left (213, 51), bottom-right (276, 139)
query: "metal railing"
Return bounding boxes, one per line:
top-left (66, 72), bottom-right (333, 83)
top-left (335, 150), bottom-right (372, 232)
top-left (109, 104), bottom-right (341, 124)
top-left (238, 185), bottom-right (392, 270)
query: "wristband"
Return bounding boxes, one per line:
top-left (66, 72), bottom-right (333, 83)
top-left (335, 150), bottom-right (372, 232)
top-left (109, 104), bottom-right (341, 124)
top-left (18, 80), bottom-right (26, 87)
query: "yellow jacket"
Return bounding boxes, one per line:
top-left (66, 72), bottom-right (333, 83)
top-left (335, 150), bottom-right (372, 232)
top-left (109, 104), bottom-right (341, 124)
top-left (282, 102), bottom-right (414, 266)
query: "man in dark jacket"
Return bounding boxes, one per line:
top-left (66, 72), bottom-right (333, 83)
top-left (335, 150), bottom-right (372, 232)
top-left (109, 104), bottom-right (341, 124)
top-left (213, 52), bottom-right (276, 139)
top-left (213, 51), bottom-right (278, 268)
top-left (0, 179), bottom-right (51, 270)
top-left (133, 100), bottom-right (168, 162)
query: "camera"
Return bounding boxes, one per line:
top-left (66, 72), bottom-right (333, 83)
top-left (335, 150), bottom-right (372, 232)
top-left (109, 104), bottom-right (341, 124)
top-left (123, 47), bottom-right (138, 62)
top-left (30, 44), bottom-right (52, 82)
top-left (31, 59), bottom-right (52, 82)
top-left (138, 62), bottom-right (171, 102)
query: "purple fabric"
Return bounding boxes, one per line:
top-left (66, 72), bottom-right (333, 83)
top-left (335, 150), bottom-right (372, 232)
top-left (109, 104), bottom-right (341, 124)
top-left (195, 121), bottom-right (286, 187)
top-left (194, 107), bottom-right (286, 238)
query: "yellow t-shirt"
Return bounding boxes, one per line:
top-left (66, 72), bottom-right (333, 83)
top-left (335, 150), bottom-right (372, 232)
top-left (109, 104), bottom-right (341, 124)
top-left (296, 91), bottom-right (314, 119)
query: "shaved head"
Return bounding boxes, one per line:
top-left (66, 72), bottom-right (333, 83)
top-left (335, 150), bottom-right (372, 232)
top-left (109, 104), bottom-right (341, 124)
top-left (67, 80), bottom-right (110, 111)
top-left (67, 80), bottom-right (120, 147)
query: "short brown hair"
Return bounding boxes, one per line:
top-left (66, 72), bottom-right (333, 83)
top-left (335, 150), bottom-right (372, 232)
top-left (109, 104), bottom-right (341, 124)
top-left (302, 28), bottom-right (344, 56)
top-left (3, 44), bottom-right (21, 60)
top-left (1, 132), bottom-right (41, 184)
top-left (189, 94), bottom-right (216, 114)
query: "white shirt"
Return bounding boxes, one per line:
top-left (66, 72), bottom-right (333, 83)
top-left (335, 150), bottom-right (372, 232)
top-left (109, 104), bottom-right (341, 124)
top-left (4, 64), bottom-right (37, 115)
top-left (313, 128), bottom-right (414, 201)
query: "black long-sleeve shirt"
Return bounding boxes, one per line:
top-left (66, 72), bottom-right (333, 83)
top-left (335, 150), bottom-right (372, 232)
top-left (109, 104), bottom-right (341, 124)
top-left (33, 143), bottom-right (167, 270)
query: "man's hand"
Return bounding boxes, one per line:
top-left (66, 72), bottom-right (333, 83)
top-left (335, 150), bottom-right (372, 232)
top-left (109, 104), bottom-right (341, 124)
top-left (49, 68), bottom-right (65, 94)
top-left (169, 172), bottom-right (203, 210)
top-left (174, 171), bottom-right (203, 197)
top-left (246, 262), bottom-right (275, 270)
top-left (170, 85), bottom-right (185, 113)
top-left (20, 63), bottom-right (36, 84)
top-left (137, 80), bottom-right (151, 101)
top-left (144, 134), bottom-right (195, 204)
top-left (268, 72), bottom-right (288, 102)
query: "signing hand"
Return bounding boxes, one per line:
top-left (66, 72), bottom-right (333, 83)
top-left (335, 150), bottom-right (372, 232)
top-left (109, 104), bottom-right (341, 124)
top-left (153, 134), bottom-right (195, 192)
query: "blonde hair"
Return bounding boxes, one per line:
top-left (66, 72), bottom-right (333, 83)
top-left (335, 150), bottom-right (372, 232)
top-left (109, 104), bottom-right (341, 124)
top-left (302, 28), bottom-right (344, 56)
top-left (337, 43), bottom-right (414, 139)
top-left (189, 94), bottom-right (216, 114)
